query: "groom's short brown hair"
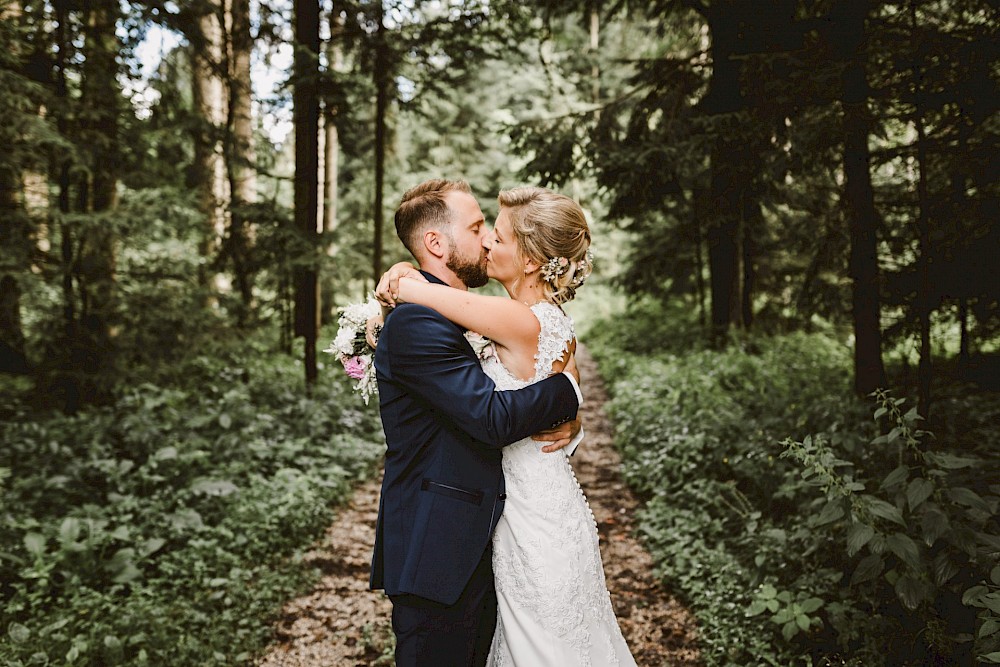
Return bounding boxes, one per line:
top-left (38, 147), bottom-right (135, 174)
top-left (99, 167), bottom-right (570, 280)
top-left (394, 179), bottom-right (472, 258)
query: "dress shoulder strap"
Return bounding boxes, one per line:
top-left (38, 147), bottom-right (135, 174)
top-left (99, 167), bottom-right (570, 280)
top-left (529, 301), bottom-right (575, 380)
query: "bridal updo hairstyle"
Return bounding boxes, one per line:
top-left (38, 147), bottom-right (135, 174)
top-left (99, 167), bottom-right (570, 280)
top-left (498, 186), bottom-right (593, 306)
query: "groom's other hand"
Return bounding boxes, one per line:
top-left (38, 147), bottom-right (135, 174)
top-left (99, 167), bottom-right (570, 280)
top-left (534, 415), bottom-right (583, 454)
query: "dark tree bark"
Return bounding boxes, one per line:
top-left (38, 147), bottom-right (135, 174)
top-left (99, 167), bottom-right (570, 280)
top-left (702, 1), bottom-right (774, 341)
top-left (741, 194), bottom-right (760, 330)
top-left (958, 297), bottom-right (969, 365)
top-left (0, 165), bottom-right (30, 273)
top-left (75, 0), bottom-right (120, 404)
top-left (53, 0), bottom-right (75, 353)
top-left (704, 3), bottom-right (743, 342)
top-left (225, 0), bottom-right (256, 315)
top-left (79, 7), bottom-right (119, 272)
top-left (293, 0), bottom-right (320, 386)
top-left (834, 0), bottom-right (887, 395)
top-left (51, 0), bottom-right (78, 412)
top-left (693, 186), bottom-right (708, 332)
top-left (910, 1), bottom-right (932, 419)
top-left (0, 275), bottom-right (28, 374)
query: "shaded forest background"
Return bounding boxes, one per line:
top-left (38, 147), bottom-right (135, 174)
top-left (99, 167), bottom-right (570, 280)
top-left (1, 0), bottom-right (998, 665)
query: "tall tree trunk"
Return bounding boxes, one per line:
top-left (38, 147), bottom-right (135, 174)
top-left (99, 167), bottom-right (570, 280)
top-left (323, 11), bottom-right (342, 237)
top-left (952, 120), bottom-right (971, 369)
top-left (693, 186), bottom-right (708, 332)
top-left (0, 165), bottom-right (27, 269)
top-left (589, 1), bottom-right (600, 106)
top-left (319, 10), bottom-right (343, 326)
top-left (0, 276), bottom-right (28, 374)
top-left (741, 192), bottom-right (760, 329)
top-left (293, 0), bottom-right (320, 386)
top-left (707, 141), bottom-right (741, 342)
top-left (704, 2), bottom-right (751, 343)
top-left (77, 0), bottom-right (120, 402)
top-left (190, 3), bottom-right (229, 292)
top-left (958, 297), bottom-right (969, 365)
top-left (52, 0), bottom-right (79, 412)
top-left (911, 1), bottom-right (932, 419)
top-left (53, 0), bottom-right (74, 334)
top-left (372, 1), bottom-right (388, 285)
top-left (225, 0), bottom-right (256, 315)
top-left (322, 88), bottom-right (340, 242)
top-left (0, 0), bottom-right (38, 272)
top-left (835, 0), bottom-right (887, 395)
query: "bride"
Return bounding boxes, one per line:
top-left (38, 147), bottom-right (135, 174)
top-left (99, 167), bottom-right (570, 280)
top-left (376, 186), bottom-right (636, 666)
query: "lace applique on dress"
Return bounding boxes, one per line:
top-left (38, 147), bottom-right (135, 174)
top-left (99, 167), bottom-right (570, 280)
top-left (530, 301), bottom-right (575, 381)
top-left (481, 300), bottom-right (636, 667)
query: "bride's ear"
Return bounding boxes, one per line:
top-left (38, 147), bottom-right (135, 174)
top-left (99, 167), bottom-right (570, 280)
top-left (523, 257), bottom-right (540, 275)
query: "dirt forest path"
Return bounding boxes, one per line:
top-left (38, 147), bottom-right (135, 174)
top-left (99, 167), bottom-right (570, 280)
top-left (258, 346), bottom-right (702, 666)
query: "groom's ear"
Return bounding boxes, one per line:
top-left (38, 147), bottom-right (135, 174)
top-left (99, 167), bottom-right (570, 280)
top-left (422, 229), bottom-right (447, 259)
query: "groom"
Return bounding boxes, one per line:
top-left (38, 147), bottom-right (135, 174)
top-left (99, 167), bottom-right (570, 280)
top-left (371, 179), bottom-right (583, 667)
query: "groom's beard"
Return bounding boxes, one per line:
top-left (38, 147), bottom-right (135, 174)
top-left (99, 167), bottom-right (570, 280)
top-left (447, 244), bottom-right (489, 289)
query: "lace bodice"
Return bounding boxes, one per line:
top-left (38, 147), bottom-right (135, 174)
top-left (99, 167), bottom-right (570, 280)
top-left (481, 301), bottom-right (575, 390)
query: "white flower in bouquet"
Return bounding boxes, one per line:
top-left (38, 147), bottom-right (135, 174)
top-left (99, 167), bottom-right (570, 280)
top-left (323, 298), bottom-right (382, 404)
top-left (464, 331), bottom-right (495, 361)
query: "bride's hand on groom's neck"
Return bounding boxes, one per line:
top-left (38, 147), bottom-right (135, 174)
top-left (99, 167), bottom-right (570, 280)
top-left (375, 261), bottom-right (424, 309)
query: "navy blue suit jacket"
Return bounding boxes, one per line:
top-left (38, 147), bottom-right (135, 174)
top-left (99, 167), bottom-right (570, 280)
top-left (370, 272), bottom-right (580, 605)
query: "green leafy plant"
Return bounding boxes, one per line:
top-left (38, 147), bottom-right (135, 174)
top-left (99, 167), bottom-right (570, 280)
top-left (0, 341), bottom-right (384, 666)
top-left (781, 391), bottom-right (1000, 663)
top-left (748, 584), bottom-right (825, 641)
top-left (587, 302), bottom-right (1000, 666)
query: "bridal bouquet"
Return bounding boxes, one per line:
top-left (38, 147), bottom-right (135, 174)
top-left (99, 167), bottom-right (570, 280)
top-left (464, 331), bottom-right (496, 362)
top-left (324, 298), bottom-right (381, 404)
top-left (325, 298), bottom-right (497, 405)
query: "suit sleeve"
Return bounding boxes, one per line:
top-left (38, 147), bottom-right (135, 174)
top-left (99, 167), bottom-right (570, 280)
top-left (379, 305), bottom-right (579, 448)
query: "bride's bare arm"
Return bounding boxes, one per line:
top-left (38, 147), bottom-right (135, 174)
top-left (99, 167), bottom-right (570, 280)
top-left (393, 278), bottom-right (540, 352)
top-left (372, 260), bottom-right (540, 350)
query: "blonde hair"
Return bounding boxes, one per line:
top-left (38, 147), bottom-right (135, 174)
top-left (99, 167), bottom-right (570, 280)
top-left (497, 187), bottom-right (593, 305)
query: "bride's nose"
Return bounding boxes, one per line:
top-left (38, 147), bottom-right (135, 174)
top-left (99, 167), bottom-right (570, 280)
top-left (482, 231), bottom-right (495, 249)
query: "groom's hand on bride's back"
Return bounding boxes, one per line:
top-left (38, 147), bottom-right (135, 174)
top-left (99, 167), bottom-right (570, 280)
top-left (533, 414), bottom-right (583, 454)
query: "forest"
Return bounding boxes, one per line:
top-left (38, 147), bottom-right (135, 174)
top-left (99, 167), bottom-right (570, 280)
top-left (1, 0), bottom-right (998, 665)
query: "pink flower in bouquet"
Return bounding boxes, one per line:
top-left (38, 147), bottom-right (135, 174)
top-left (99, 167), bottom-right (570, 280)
top-left (342, 355), bottom-right (366, 379)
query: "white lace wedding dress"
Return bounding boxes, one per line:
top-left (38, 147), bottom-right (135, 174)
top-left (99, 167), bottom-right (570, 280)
top-left (482, 301), bottom-right (636, 667)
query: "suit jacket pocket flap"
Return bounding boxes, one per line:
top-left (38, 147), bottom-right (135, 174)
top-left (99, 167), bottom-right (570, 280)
top-left (421, 479), bottom-right (484, 505)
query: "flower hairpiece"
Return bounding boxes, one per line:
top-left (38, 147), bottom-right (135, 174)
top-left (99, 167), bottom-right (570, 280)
top-left (570, 249), bottom-right (595, 288)
top-left (540, 256), bottom-right (571, 283)
top-left (539, 250), bottom-right (595, 289)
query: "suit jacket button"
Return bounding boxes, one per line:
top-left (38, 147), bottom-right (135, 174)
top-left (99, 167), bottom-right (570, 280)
top-left (498, 493), bottom-right (507, 500)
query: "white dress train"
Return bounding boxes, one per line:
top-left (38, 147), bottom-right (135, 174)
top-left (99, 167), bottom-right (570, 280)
top-left (483, 302), bottom-right (636, 667)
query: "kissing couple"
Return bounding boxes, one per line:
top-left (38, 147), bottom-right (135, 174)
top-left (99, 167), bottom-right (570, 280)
top-left (369, 179), bottom-right (636, 666)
